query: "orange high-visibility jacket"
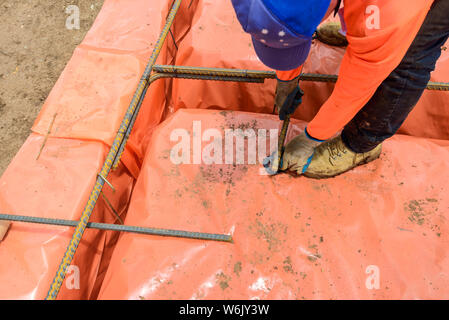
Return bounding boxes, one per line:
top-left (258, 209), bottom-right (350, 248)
top-left (278, 0), bottom-right (434, 140)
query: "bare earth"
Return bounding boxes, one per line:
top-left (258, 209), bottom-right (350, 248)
top-left (0, 0), bottom-right (104, 175)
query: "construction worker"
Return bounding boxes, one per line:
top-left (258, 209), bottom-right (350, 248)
top-left (231, 0), bottom-right (449, 178)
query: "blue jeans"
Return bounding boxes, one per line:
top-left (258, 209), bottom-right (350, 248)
top-left (341, 0), bottom-right (449, 153)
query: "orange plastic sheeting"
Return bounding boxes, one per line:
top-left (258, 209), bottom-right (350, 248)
top-left (82, 0), bottom-right (168, 53)
top-left (31, 0), bottom-right (174, 176)
top-left (98, 109), bottom-right (449, 299)
top-left (170, 0), bottom-right (449, 140)
top-left (0, 134), bottom-right (133, 299)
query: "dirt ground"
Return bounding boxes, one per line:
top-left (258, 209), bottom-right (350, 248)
top-left (0, 0), bottom-right (104, 176)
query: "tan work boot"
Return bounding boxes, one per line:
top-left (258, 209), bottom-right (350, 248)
top-left (304, 135), bottom-right (382, 179)
top-left (315, 22), bottom-right (348, 47)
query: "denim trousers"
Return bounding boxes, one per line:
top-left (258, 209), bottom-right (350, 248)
top-left (341, 0), bottom-right (449, 153)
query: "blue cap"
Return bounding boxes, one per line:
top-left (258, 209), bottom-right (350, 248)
top-left (231, 0), bottom-right (331, 71)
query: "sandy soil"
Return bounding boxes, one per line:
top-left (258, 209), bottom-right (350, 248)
top-left (0, 0), bottom-right (104, 175)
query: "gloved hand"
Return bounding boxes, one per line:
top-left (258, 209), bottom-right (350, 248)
top-left (274, 78), bottom-right (304, 120)
top-left (280, 131), bottom-right (323, 174)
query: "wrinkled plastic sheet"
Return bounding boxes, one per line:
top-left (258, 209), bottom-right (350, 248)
top-left (98, 109), bottom-right (449, 299)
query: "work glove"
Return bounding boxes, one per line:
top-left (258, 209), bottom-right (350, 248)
top-left (274, 77), bottom-right (304, 120)
top-left (280, 130), bottom-right (323, 174)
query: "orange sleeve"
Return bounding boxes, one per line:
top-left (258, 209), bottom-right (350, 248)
top-left (307, 0), bottom-right (433, 140)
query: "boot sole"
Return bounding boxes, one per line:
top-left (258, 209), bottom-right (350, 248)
top-left (303, 148), bottom-right (382, 180)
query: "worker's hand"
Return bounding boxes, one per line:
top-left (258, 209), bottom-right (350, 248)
top-left (274, 78), bottom-right (303, 120)
top-left (0, 221), bottom-right (10, 242)
top-left (281, 131), bottom-right (323, 174)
